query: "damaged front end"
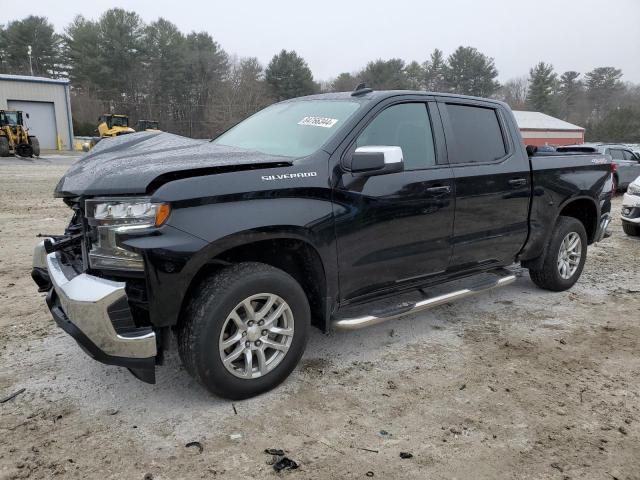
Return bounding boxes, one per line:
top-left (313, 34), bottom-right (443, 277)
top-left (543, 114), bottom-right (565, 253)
top-left (31, 199), bottom-right (159, 383)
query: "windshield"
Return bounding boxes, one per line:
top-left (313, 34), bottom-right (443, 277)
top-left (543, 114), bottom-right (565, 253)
top-left (213, 100), bottom-right (361, 157)
top-left (3, 112), bottom-right (19, 126)
top-left (111, 116), bottom-right (128, 127)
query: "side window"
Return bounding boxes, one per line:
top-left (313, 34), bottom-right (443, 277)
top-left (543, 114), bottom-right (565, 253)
top-left (355, 103), bottom-right (436, 170)
top-left (445, 104), bottom-right (507, 163)
top-left (623, 150), bottom-right (637, 161)
top-left (609, 149), bottom-right (624, 160)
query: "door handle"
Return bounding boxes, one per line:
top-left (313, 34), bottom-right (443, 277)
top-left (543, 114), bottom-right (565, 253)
top-left (426, 185), bottom-right (451, 194)
top-left (508, 178), bottom-right (527, 187)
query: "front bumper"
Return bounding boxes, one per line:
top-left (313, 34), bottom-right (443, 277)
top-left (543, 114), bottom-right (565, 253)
top-left (621, 192), bottom-right (640, 224)
top-left (32, 240), bottom-right (157, 383)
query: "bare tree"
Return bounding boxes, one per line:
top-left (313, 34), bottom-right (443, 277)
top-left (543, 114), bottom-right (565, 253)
top-left (498, 76), bottom-right (529, 110)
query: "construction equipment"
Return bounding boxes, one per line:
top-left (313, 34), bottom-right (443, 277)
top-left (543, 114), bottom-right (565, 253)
top-left (96, 114), bottom-right (136, 138)
top-left (135, 119), bottom-right (160, 132)
top-left (0, 110), bottom-right (40, 157)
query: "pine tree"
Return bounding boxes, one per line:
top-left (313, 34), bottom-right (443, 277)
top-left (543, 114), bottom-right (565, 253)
top-left (584, 67), bottom-right (624, 120)
top-left (330, 72), bottom-right (360, 92)
top-left (94, 9), bottom-right (145, 100)
top-left (423, 49), bottom-right (447, 92)
top-left (527, 62), bottom-right (557, 114)
top-left (404, 61), bottom-right (425, 90)
top-left (359, 58), bottom-right (408, 90)
top-left (265, 50), bottom-right (316, 101)
top-left (443, 46), bottom-right (500, 97)
top-left (558, 71), bottom-right (583, 121)
top-left (64, 16), bottom-right (102, 91)
top-left (1, 16), bottom-right (62, 76)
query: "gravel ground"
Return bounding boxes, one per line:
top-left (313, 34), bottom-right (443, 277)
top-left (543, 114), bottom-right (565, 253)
top-left (1, 158), bottom-right (639, 479)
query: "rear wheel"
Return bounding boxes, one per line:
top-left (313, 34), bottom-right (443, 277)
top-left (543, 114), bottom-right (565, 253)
top-left (28, 136), bottom-right (40, 157)
top-left (0, 137), bottom-right (9, 157)
top-left (178, 262), bottom-right (310, 399)
top-left (622, 221), bottom-right (640, 236)
top-left (527, 216), bottom-right (588, 291)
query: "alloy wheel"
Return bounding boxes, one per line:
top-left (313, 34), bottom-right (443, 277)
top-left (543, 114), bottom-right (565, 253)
top-left (557, 232), bottom-right (582, 280)
top-left (218, 293), bottom-right (294, 379)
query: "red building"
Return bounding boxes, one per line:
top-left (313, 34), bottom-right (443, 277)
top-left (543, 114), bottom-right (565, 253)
top-left (513, 111), bottom-right (585, 147)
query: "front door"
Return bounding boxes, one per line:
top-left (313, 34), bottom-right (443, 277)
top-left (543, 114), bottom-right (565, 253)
top-left (333, 100), bottom-right (455, 302)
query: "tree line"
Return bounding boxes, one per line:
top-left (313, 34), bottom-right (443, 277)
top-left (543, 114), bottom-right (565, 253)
top-left (1, 11), bottom-right (639, 142)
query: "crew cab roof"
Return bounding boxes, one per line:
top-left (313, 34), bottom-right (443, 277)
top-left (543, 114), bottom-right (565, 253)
top-left (289, 90), bottom-right (509, 108)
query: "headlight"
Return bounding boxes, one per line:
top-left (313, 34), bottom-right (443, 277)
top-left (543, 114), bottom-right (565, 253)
top-left (85, 198), bottom-right (170, 271)
top-left (628, 183), bottom-right (640, 196)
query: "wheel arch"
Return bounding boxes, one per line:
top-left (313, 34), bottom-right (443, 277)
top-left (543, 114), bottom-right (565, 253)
top-left (178, 230), bottom-right (331, 332)
top-left (557, 196), bottom-right (599, 244)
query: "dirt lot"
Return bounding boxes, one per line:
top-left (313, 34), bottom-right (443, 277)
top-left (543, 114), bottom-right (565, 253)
top-left (1, 156), bottom-right (639, 479)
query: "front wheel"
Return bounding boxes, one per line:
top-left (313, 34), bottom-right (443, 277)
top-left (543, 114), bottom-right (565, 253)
top-left (527, 216), bottom-right (588, 291)
top-left (178, 262), bottom-right (310, 399)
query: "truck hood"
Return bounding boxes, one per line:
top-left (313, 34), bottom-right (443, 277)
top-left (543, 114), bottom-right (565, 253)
top-left (55, 131), bottom-right (293, 197)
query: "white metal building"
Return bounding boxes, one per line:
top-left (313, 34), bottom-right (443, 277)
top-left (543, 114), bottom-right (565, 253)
top-left (0, 74), bottom-right (74, 151)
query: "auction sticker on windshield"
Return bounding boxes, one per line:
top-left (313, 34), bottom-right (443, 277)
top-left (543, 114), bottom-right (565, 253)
top-left (298, 117), bottom-right (339, 128)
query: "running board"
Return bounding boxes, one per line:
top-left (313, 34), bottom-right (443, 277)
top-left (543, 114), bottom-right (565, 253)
top-left (332, 269), bottom-right (517, 331)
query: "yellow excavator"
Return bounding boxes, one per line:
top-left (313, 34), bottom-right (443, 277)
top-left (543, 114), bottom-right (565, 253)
top-left (0, 110), bottom-right (40, 157)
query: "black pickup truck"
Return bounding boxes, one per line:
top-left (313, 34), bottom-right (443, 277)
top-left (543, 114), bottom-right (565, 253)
top-left (32, 88), bottom-right (613, 399)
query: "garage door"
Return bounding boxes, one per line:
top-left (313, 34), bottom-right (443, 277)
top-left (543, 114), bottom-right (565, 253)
top-left (7, 100), bottom-right (57, 149)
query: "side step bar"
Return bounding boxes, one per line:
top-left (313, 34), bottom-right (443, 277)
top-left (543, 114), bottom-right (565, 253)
top-left (332, 269), bottom-right (517, 331)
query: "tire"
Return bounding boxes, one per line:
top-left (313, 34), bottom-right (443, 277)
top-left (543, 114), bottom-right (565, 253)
top-left (178, 262), bottom-right (310, 399)
top-left (29, 136), bottom-right (40, 157)
top-left (527, 216), bottom-right (588, 292)
top-left (622, 221), bottom-right (640, 236)
top-left (0, 137), bottom-right (9, 157)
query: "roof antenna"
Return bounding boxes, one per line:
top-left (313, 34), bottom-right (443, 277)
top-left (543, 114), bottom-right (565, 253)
top-left (351, 82), bottom-right (373, 96)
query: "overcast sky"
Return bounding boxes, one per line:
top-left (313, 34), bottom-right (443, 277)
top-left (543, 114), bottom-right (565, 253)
top-left (6, 0), bottom-right (640, 82)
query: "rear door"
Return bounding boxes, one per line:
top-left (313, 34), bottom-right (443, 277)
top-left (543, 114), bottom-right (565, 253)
top-left (333, 99), bottom-right (455, 301)
top-left (438, 100), bottom-right (531, 271)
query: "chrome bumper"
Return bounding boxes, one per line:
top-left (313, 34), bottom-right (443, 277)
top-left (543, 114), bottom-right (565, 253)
top-left (34, 241), bottom-right (156, 359)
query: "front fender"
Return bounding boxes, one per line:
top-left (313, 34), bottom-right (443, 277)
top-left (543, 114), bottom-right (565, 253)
top-left (123, 197), bottom-right (337, 328)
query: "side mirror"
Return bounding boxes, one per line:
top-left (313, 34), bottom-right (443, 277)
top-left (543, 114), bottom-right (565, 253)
top-left (346, 146), bottom-right (404, 175)
top-left (26, 113), bottom-right (30, 119)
